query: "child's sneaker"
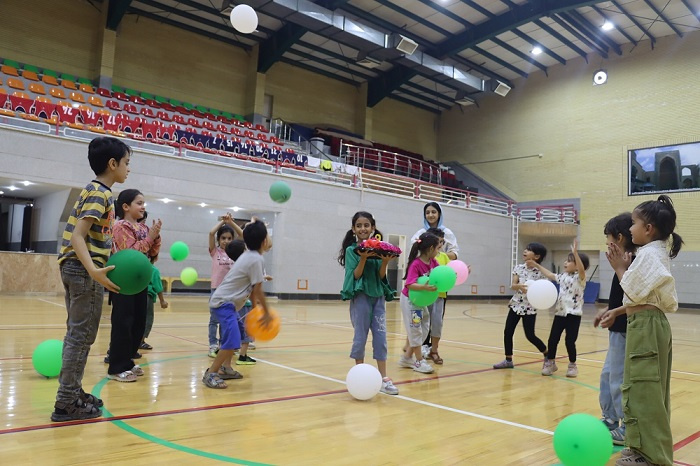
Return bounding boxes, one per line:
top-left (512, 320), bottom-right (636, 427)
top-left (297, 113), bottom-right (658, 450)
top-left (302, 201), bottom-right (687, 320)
top-left (493, 359), bottom-right (514, 369)
top-left (421, 344), bottom-right (430, 359)
top-left (248, 342), bottom-right (256, 350)
top-left (614, 450), bottom-right (652, 466)
top-left (51, 398), bottom-right (102, 422)
top-left (380, 377), bottom-right (399, 395)
top-left (398, 355), bottom-right (414, 368)
top-left (413, 359), bottom-right (434, 374)
top-left (566, 362), bottom-right (578, 378)
top-left (236, 355), bottom-right (256, 365)
top-left (107, 370), bottom-right (138, 383)
top-left (601, 417), bottom-right (618, 431)
top-left (610, 425), bottom-right (626, 446)
top-left (541, 359), bottom-right (558, 376)
top-left (208, 346), bottom-right (218, 358)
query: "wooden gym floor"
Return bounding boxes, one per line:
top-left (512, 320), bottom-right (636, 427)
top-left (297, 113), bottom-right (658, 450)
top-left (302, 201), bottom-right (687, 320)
top-left (0, 295), bottom-right (698, 465)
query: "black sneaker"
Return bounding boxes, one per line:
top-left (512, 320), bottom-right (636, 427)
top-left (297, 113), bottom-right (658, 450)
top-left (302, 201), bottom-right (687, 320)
top-left (236, 355), bottom-right (256, 365)
top-left (51, 398), bottom-right (102, 422)
top-left (140, 341), bottom-right (153, 350)
top-left (133, 352), bottom-right (142, 359)
top-left (103, 355), bottom-right (110, 364)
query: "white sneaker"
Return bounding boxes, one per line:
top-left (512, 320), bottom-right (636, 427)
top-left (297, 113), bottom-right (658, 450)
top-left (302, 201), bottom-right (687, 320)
top-left (398, 355), bottom-right (415, 368)
top-left (380, 377), bottom-right (399, 395)
top-left (421, 345), bottom-right (430, 359)
top-left (413, 359), bottom-right (434, 374)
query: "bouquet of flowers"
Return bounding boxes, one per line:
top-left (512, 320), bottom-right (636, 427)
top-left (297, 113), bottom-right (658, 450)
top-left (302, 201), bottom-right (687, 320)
top-left (355, 238), bottom-right (402, 258)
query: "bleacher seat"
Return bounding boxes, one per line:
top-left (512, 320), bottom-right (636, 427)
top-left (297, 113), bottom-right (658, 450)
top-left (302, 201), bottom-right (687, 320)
top-left (70, 92), bottom-right (86, 103)
top-left (80, 84), bottom-right (95, 94)
top-left (50, 87), bottom-right (66, 99)
top-left (42, 74), bottom-right (59, 86)
top-left (61, 79), bottom-right (78, 91)
top-left (29, 83), bottom-right (46, 95)
top-left (1, 65), bottom-right (19, 77)
top-left (22, 70), bottom-right (39, 81)
top-left (7, 78), bottom-right (24, 90)
top-left (97, 88), bottom-right (111, 97)
top-left (113, 91), bottom-right (129, 102)
top-left (88, 95), bottom-right (104, 107)
top-left (140, 107), bottom-right (155, 118)
top-left (106, 100), bottom-right (121, 110)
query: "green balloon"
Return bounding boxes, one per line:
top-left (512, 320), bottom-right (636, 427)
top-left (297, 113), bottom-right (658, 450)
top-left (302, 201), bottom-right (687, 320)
top-left (180, 267), bottom-right (198, 286)
top-left (170, 241), bottom-right (189, 261)
top-left (269, 180), bottom-right (292, 203)
top-left (428, 265), bottom-right (457, 292)
top-left (553, 413), bottom-right (613, 466)
top-left (106, 249), bottom-right (153, 295)
top-left (409, 275), bottom-right (439, 307)
top-left (32, 339), bottom-right (63, 377)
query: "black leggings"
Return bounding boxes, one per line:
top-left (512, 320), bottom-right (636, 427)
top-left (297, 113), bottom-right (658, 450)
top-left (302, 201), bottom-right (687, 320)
top-left (503, 308), bottom-right (546, 356)
top-left (547, 314), bottom-right (581, 362)
top-left (108, 289), bottom-right (148, 374)
top-left (423, 297), bottom-right (447, 346)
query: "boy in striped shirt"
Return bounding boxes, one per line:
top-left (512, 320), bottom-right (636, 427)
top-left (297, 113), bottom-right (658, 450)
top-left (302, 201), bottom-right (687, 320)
top-left (51, 137), bottom-right (131, 422)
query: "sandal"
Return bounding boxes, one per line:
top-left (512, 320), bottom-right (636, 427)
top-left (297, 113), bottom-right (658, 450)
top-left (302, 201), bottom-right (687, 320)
top-left (51, 398), bottom-right (102, 422)
top-left (202, 369), bottom-right (228, 389)
top-left (108, 370), bottom-right (138, 382)
top-left (131, 365), bottom-right (145, 376)
top-left (218, 365), bottom-right (243, 380)
top-left (140, 341), bottom-right (153, 350)
top-left (428, 351), bottom-right (444, 365)
top-left (79, 388), bottom-right (104, 408)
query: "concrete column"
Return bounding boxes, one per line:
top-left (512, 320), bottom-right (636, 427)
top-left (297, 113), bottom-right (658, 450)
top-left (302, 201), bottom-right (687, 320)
top-left (96, 28), bottom-right (117, 89)
top-left (244, 44), bottom-right (267, 125)
top-left (355, 82), bottom-right (372, 140)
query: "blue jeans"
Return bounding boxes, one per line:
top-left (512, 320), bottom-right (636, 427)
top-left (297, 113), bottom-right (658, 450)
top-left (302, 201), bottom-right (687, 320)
top-left (349, 293), bottom-right (388, 361)
top-left (56, 261), bottom-right (104, 405)
top-left (600, 331), bottom-right (626, 424)
top-left (213, 303), bottom-right (241, 351)
top-left (208, 289), bottom-right (220, 347)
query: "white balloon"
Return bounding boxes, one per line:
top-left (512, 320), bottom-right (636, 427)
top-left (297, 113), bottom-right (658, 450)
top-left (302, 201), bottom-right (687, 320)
top-left (526, 279), bottom-right (558, 310)
top-left (346, 363), bottom-right (382, 401)
top-left (230, 4), bottom-right (258, 34)
top-left (524, 280), bottom-right (535, 286)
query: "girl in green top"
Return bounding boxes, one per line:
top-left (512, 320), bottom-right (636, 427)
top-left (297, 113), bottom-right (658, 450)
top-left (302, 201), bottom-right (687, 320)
top-left (338, 211), bottom-right (398, 395)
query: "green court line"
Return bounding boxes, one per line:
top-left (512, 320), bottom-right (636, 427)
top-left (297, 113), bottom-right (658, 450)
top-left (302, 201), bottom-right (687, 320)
top-left (91, 351), bottom-right (607, 464)
top-left (93, 356), bottom-right (273, 466)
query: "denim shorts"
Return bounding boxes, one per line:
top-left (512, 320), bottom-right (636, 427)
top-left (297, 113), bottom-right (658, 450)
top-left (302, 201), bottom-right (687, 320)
top-left (212, 302), bottom-right (242, 350)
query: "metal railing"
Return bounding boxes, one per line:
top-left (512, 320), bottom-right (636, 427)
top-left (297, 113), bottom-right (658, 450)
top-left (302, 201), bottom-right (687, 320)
top-left (341, 141), bottom-right (443, 185)
top-left (517, 205), bottom-right (578, 223)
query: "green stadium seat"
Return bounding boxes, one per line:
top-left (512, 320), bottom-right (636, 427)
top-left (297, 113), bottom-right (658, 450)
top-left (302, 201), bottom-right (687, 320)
top-left (124, 88), bottom-right (138, 96)
top-left (210, 109), bottom-right (221, 116)
top-left (141, 92), bottom-right (155, 100)
top-left (3, 59), bottom-right (21, 69)
top-left (78, 77), bottom-right (92, 85)
top-left (60, 73), bottom-right (77, 82)
top-left (112, 85), bottom-right (125, 93)
top-left (195, 105), bottom-right (208, 113)
top-left (170, 98), bottom-right (182, 106)
top-left (234, 114), bottom-right (246, 122)
top-left (182, 102), bottom-right (194, 110)
top-left (155, 95), bottom-right (168, 103)
top-left (43, 69), bottom-right (59, 78)
top-left (221, 111), bottom-right (234, 119)
top-left (24, 64), bottom-right (40, 73)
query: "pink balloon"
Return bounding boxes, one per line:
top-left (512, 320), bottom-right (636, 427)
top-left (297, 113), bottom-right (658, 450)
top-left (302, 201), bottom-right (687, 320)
top-left (447, 260), bottom-right (469, 285)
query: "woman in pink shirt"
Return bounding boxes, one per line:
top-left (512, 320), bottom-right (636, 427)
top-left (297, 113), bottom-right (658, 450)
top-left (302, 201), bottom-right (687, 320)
top-left (207, 213), bottom-right (242, 357)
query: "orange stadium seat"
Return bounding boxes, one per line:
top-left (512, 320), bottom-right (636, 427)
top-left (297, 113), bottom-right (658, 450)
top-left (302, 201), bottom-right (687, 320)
top-left (42, 74), bottom-right (59, 86)
top-left (1, 65), bottom-right (19, 77)
top-left (29, 83), bottom-right (46, 95)
top-left (12, 91), bottom-right (31, 100)
top-left (7, 78), bottom-right (24, 90)
top-left (22, 70), bottom-right (39, 81)
top-left (69, 92), bottom-right (85, 103)
top-left (61, 79), bottom-right (78, 90)
top-left (79, 84), bottom-right (95, 94)
top-left (88, 95), bottom-right (104, 107)
top-left (50, 87), bottom-right (66, 99)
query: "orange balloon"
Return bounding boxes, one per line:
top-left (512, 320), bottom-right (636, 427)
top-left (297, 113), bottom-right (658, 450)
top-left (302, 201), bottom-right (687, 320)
top-left (245, 306), bottom-right (280, 342)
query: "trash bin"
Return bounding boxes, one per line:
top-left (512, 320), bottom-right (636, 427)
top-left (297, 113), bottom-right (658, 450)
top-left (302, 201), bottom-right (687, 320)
top-left (310, 137), bottom-right (324, 156)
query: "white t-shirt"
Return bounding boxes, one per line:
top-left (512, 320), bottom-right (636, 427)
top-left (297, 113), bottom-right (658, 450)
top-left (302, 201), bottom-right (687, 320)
top-left (554, 272), bottom-right (586, 317)
top-left (210, 250), bottom-right (264, 310)
top-left (509, 263), bottom-right (545, 315)
top-left (411, 226), bottom-right (459, 258)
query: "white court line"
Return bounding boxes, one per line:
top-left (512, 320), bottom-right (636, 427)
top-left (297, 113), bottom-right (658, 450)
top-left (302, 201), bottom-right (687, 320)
top-left (37, 298), bottom-right (65, 308)
top-left (256, 357), bottom-right (554, 436)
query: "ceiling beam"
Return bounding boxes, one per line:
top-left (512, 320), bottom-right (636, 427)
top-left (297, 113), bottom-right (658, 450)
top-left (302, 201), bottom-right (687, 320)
top-left (490, 37), bottom-right (548, 74)
top-left (403, 81), bottom-right (456, 105)
top-left (641, 0), bottom-right (683, 38)
top-left (396, 87), bottom-right (451, 109)
top-left (258, 23), bottom-right (307, 73)
top-left (368, 64), bottom-right (418, 107)
top-left (533, 19), bottom-right (588, 60)
top-left (680, 0), bottom-right (700, 23)
top-left (511, 28), bottom-right (566, 65)
top-left (430, 0), bottom-right (604, 57)
top-left (566, 10), bottom-right (622, 55)
top-left (374, 0), bottom-right (452, 38)
top-left (315, 0), bottom-right (350, 10)
top-left (107, 0), bottom-right (133, 30)
top-left (128, 7), bottom-right (252, 50)
top-left (610, 0), bottom-right (656, 46)
top-left (556, 12), bottom-right (611, 54)
top-left (550, 15), bottom-right (608, 58)
top-left (472, 46), bottom-right (528, 78)
top-left (591, 4), bottom-right (638, 46)
top-left (287, 48), bottom-right (373, 80)
top-left (450, 55), bottom-right (512, 86)
top-left (169, 0), bottom-right (275, 35)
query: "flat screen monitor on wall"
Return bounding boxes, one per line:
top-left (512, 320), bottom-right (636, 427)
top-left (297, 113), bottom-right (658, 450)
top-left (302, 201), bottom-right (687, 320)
top-left (629, 142), bottom-right (700, 195)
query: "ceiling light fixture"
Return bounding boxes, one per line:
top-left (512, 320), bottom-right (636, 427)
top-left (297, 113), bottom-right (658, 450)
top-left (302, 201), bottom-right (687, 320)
top-left (593, 69), bottom-right (608, 85)
top-left (601, 20), bottom-right (615, 31)
top-left (21, 181), bottom-right (33, 186)
top-left (8, 186), bottom-right (18, 191)
top-left (178, 206), bottom-right (182, 210)
top-left (160, 198), bottom-right (173, 204)
top-left (531, 46), bottom-right (543, 55)
top-left (199, 202), bottom-right (207, 207)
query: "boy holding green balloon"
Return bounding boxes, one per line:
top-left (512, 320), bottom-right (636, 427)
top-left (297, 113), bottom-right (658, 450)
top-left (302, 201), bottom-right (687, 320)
top-left (52, 137), bottom-right (131, 422)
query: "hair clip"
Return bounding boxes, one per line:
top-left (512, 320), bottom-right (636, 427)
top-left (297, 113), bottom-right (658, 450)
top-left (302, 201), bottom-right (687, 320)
top-left (415, 239), bottom-right (422, 243)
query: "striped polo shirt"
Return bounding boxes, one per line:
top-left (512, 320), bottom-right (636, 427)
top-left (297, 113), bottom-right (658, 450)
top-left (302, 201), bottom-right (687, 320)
top-left (58, 180), bottom-right (114, 267)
